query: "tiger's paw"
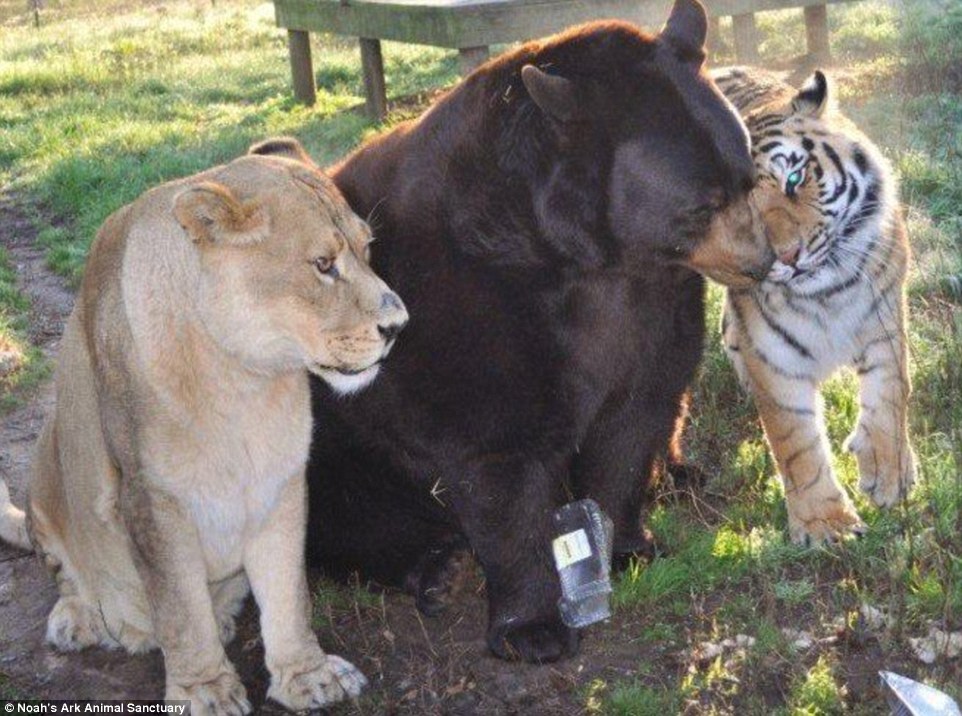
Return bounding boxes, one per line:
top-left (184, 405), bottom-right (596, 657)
top-left (846, 430), bottom-right (916, 508)
top-left (786, 494), bottom-right (864, 547)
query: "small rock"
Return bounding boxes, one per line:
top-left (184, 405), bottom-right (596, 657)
top-left (860, 603), bottom-right (889, 631)
top-left (782, 628), bottom-right (815, 650)
top-left (909, 626), bottom-right (962, 664)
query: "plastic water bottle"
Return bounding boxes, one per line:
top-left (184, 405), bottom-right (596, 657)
top-left (551, 499), bottom-right (614, 628)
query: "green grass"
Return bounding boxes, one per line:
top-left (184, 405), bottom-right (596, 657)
top-left (0, 0), bottom-right (458, 282)
top-left (782, 656), bottom-right (847, 716)
top-left (0, 247), bottom-right (48, 410)
top-left (0, 0), bottom-right (457, 407)
top-left (0, 0), bottom-right (960, 712)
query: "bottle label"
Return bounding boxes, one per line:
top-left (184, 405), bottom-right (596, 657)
top-left (552, 528), bottom-right (592, 570)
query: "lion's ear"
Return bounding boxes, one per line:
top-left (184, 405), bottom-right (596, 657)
top-left (173, 182), bottom-right (270, 246)
top-left (248, 136), bottom-right (318, 168)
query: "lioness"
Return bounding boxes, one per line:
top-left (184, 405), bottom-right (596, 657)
top-left (0, 150), bottom-right (408, 713)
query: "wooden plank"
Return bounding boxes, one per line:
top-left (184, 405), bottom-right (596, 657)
top-left (287, 29), bottom-right (317, 105)
top-left (731, 12), bottom-right (758, 63)
top-left (360, 37), bottom-right (388, 120)
top-left (458, 45), bottom-right (490, 76)
top-left (275, 0), bottom-right (668, 47)
top-left (274, 0), bottom-right (860, 49)
top-left (804, 3), bottom-right (830, 60)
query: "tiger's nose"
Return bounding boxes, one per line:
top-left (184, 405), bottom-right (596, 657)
top-left (779, 244), bottom-right (801, 267)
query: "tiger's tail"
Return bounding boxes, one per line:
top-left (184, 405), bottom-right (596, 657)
top-left (0, 479), bottom-right (31, 550)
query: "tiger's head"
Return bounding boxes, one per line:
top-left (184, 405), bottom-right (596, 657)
top-left (744, 71), bottom-right (895, 286)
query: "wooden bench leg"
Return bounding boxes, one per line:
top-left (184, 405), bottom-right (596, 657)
top-left (287, 30), bottom-right (316, 106)
top-left (732, 13), bottom-right (759, 64)
top-left (360, 37), bottom-right (388, 121)
top-left (804, 4), bottom-right (830, 62)
top-left (707, 15), bottom-right (721, 57)
top-left (458, 46), bottom-right (489, 77)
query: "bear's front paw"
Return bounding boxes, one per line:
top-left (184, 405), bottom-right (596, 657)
top-left (487, 618), bottom-right (579, 663)
top-left (167, 671), bottom-right (250, 716)
top-left (268, 654), bottom-right (367, 710)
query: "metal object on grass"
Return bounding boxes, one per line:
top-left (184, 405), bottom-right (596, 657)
top-left (880, 671), bottom-right (960, 716)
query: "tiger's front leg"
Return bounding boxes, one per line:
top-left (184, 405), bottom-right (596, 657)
top-left (746, 358), bottom-right (863, 545)
top-left (846, 303), bottom-right (916, 507)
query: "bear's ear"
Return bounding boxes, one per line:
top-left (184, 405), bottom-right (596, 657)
top-left (173, 182), bottom-right (270, 246)
top-left (792, 70), bottom-right (830, 117)
top-left (248, 136), bottom-right (318, 168)
top-left (521, 65), bottom-right (578, 123)
top-left (660, 0), bottom-right (708, 64)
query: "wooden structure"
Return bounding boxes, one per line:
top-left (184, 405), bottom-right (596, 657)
top-left (273, 0), bottom-right (851, 119)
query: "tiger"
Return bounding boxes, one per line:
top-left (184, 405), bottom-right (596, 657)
top-left (710, 67), bottom-right (916, 545)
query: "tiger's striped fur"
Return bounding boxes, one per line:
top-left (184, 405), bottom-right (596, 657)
top-left (712, 67), bottom-right (916, 545)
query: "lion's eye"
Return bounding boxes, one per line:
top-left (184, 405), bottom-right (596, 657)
top-left (312, 256), bottom-right (338, 278)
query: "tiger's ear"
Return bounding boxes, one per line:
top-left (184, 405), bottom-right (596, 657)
top-left (792, 70), bottom-right (831, 118)
top-left (173, 182), bottom-right (270, 246)
top-left (248, 136), bottom-right (318, 169)
top-left (521, 65), bottom-right (578, 123)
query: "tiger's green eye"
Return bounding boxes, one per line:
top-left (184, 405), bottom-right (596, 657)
top-left (785, 170), bottom-right (804, 192)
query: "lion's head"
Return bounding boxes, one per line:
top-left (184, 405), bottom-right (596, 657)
top-left (172, 149), bottom-right (408, 395)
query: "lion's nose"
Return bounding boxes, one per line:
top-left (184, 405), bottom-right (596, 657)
top-left (381, 292), bottom-right (404, 311)
top-left (378, 320), bottom-right (406, 343)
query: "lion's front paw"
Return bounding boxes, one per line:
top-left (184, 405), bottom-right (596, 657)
top-left (167, 671), bottom-right (250, 716)
top-left (46, 596), bottom-right (107, 651)
top-left (786, 492), bottom-right (864, 547)
top-left (847, 430), bottom-right (916, 507)
top-left (115, 621), bottom-right (156, 654)
top-left (268, 654), bottom-right (367, 710)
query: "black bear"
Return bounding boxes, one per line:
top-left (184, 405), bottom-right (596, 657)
top-left (254, 0), bottom-right (773, 664)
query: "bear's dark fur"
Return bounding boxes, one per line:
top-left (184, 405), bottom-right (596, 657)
top-left (259, 0), bottom-right (764, 663)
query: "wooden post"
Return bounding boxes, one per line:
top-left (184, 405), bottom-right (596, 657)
top-left (287, 30), bottom-right (316, 106)
top-left (458, 46), bottom-right (490, 77)
top-left (732, 13), bottom-right (758, 64)
top-left (360, 38), bottom-right (388, 121)
top-left (804, 4), bottom-right (830, 61)
top-left (707, 15), bottom-right (721, 56)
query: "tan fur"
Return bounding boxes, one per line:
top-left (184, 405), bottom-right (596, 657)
top-left (716, 68), bottom-right (915, 544)
top-left (685, 194), bottom-right (775, 287)
top-left (6, 146), bottom-right (407, 713)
